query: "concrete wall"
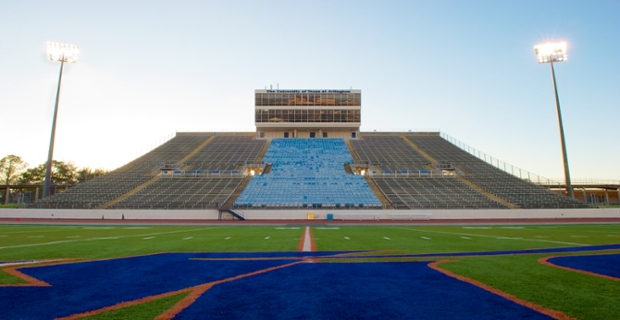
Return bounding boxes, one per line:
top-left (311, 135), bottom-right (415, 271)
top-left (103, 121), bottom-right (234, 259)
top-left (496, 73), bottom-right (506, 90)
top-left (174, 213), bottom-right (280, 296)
top-left (0, 209), bottom-right (219, 220)
top-left (240, 208), bottom-right (620, 220)
top-left (2, 208), bottom-right (618, 221)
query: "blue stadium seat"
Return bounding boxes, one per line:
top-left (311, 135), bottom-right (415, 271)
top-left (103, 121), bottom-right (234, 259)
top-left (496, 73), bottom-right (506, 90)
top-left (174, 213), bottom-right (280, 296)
top-left (235, 139), bottom-right (381, 208)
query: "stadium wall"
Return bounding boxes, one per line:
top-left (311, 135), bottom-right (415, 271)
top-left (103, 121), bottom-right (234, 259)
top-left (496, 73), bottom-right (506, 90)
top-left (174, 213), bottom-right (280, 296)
top-left (0, 208), bottom-right (618, 221)
top-left (0, 209), bottom-right (219, 220)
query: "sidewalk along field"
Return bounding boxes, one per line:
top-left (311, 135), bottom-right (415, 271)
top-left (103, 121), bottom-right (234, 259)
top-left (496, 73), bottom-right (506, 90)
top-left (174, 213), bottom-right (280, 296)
top-left (0, 224), bottom-right (619, 319)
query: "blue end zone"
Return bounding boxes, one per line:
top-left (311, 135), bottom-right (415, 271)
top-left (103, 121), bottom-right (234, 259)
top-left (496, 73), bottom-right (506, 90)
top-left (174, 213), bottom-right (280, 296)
top-left (176, 262), bottom-right (553, 320)
top-left (0, 253), bottom-right (299, 320)
top-left (4, 248), bottom-right (605, 319)
top-left (548, 253), bottom-right (620, 279)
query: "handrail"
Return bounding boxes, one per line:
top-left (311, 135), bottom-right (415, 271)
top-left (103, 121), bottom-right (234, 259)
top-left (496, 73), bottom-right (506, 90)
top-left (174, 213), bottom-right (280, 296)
top-left (440, 132), bottom-right (619, 186)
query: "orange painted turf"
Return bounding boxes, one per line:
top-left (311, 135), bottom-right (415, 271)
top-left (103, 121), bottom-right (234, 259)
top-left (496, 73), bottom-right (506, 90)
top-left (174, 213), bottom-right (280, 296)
top-left (538, 254), bottom-right (620, 282)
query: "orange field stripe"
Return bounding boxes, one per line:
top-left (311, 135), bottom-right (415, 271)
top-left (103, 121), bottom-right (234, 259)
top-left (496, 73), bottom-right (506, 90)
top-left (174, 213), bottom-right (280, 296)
top-left (428, 260), bottom-right (576, 320)
top-left (1, 268), bottom-right (51, 287)
top-left (538, 255), bottom-right (620, 282)
top-left (156, 261), bottom-right (302, 319)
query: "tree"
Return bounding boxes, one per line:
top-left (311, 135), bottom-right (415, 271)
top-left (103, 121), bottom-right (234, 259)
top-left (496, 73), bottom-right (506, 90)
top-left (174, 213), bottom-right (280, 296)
top-left (77, 167), bottom-right (109, 183)
top-left (0, 155), bottom-right (28, 185)
top-left (18, 160), bottom-right (80, 185)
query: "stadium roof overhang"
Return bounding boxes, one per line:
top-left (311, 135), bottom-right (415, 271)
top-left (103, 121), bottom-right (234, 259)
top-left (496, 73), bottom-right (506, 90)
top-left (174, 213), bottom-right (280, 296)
top-left (255, 122), bottom-right (360, 131)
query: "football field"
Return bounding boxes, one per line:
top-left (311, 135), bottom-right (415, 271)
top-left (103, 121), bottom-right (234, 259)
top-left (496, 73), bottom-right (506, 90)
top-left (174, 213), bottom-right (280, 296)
top-left (1, 223), bottom-right (619, 319)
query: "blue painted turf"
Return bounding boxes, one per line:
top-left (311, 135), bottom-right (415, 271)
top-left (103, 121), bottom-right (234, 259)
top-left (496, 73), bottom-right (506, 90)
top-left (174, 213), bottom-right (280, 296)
top-left (4, 247), bottom-right (614, 319)
top-left (548, 253), bottom-right (620, 279)
top-left (0, 253), bottom-right (297, 320)
top-left (176, 261), bottom-right (553, 320)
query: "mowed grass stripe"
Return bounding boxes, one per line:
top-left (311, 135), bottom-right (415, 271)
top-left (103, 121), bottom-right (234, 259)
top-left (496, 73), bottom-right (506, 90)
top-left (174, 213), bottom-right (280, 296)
top-left (311, 225), bottom-right (620, 253)
top-left (395, 227), bottom-right (587, 246)
top-left (0, 226), bottom-right (303, 262)
top-left (0, 227), bottom-right (228, 250)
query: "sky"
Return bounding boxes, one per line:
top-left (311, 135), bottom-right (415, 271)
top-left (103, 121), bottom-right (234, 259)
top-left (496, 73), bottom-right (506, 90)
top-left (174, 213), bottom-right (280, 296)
top-left (1, 0), bottom-right (619, 182)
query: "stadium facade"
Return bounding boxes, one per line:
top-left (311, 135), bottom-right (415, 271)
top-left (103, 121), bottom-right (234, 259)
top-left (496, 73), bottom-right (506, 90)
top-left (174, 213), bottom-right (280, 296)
top-left (255, 89), bottom-right (361, 139)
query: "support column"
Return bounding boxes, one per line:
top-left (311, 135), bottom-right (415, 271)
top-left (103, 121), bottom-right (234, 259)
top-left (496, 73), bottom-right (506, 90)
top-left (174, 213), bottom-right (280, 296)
top-left (4, 186), bottom-right (8, 205)
top-left (582, 188), bottom-right (587, 203)
top-left (35, 187), bottom-right (40, 202)
top-left (605, 189), bottom-right (610, 206)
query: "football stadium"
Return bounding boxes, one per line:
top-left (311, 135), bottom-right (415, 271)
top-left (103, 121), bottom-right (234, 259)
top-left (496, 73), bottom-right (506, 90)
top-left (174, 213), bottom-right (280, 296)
top-left (1, 88), bottom-right (620, 319)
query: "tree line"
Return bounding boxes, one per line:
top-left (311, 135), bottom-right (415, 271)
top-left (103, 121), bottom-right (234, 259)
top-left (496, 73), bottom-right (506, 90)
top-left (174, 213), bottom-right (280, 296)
top-left (1, 154), bottom-right (108, 187)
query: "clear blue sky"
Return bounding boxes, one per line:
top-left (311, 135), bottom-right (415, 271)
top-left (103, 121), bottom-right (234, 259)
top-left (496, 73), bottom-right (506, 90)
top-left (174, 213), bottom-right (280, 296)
top-left (1, 0), bottom-right (618, 181)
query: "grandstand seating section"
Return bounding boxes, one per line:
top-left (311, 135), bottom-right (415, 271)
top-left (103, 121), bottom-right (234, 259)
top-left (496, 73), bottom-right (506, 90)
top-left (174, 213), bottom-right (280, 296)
top-left (351, 136), bottom-right (430, 173)
top-left (234, 139), bottom-right (382, 208)
top-left (32, 132), bottom-right (589, 210)
top-left (403, 135), bottom-right (589, 208)
top-left (33, 135), bottom-right (264, 209)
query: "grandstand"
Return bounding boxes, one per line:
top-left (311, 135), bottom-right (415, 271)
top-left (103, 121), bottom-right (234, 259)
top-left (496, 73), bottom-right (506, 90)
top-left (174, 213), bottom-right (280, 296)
top-left (30, 88), bottom-right (589, 213)
top-left (32, 131), bottom-right (587, 211)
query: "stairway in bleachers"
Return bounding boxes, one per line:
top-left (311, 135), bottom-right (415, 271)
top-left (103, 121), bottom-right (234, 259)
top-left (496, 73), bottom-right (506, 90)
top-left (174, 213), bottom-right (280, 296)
top-left (234, 139), bottom-right (382, 208)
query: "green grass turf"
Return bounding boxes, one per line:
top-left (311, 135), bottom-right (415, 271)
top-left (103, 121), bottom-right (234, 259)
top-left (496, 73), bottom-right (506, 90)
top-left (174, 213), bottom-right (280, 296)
top-left (1, 223), bottom-right (620, 318)
top-left (82, 292), bottom-right (190, 320)
top-left (440, 252), bottom-right (620, 320)
top-left (312, 224), bottom-right (620, 252)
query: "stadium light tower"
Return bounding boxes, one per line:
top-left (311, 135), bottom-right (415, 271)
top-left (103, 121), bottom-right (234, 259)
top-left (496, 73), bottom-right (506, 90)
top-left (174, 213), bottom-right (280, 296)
top-left (534, 41), bottom-right (574, 199)
top-left (43, 42), bottom-right (79, 198)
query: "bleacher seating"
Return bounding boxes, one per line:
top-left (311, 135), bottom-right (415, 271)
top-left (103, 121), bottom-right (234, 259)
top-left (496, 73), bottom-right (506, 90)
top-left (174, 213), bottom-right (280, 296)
top-left (32, 131), bottom-right (588, 211)
top-left (33, 135), bottom-right (209, 208)
top-left (111, 136), bottom-right (264, 209)
top-left (234, 139), bottom-right (382, 208)
top-left (351, 136), bottom-right (430, 173)
top-left (33, 135), bottom-right (264, 209)
top-left (351, 135), bottom-right (504, 209)
top-left (405, 135), bottom-right (589, 208)
top-left (373, 176), bottom-right (505, 209)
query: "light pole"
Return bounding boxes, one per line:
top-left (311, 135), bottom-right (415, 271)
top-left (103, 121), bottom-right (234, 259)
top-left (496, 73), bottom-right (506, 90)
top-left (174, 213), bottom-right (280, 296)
top-left (43, 42), bottom-right (79, 198)
top-left (534, 42), bottom-right (574, 199)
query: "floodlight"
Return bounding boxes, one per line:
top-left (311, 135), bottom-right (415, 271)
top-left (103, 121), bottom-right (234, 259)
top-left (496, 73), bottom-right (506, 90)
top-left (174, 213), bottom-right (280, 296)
top-left (534, 42), bottom-right (567, 63)
top-left (43, 42), bottom-right (79, 198)
top-left (534, 41), bottom-right (574, 199)
top-left (46, 42), bottom-right (80, 63)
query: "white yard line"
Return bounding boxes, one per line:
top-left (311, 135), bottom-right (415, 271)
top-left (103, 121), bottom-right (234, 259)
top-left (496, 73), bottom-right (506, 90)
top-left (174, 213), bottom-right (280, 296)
top-left (0, 259), bottom-right (68, 268)
top-left (0, 228), bottom-right (80, 234)
top-left (0, 227), bottom-right (226, 250)
top-left (394, 227), bottom-right (587, 246)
